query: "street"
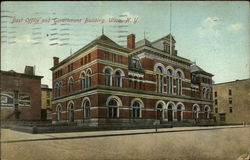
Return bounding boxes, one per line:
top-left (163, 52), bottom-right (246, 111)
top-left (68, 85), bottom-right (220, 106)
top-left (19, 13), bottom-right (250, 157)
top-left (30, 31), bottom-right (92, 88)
top-left (1, 126), bottom-right (250, 160)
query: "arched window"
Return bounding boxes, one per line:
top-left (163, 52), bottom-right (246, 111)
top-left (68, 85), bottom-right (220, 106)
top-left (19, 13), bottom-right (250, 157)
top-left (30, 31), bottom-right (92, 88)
top-left (114, 71), bottom-right (122, 87)
top-left (204, 106), bottom-right (210, 119)
top-left (176, 71), bottom-right (182, 96)
top-left (80, 72), bottom-right (86, 89)
top-left (202, 88), bottom-right (206, 99)
top-left (177, 104), bottom-right (184, 122)
top-left (68, 77), bottom-right (74, 93)
top-left (156, 66), bottom-right (163, 93)
top-left (132, 101), bottom-right (141, 118)
top-left (104, 68), bottom-right (112, 86)
top-left (108, 99), bottom-right (118, 118)
top-left (206, 88), bottom-right (210, 99)
top-left (167, 69), bottom-right (173, 94)
top-left (54, 82), bottom-right (59, 97)
top-left (67, 102), bottom-right (74, 122)
top-left (86, 70), bottom-right (91, 88)
top-left (167, 103), bottom-right (174, 122)
top-left (58, 82), bottom-right (63, 96)
top-left (56, 104), bottom-right (62, 121)
top-left (82, 99), bottom-right (91, 118)
top-left (156, 103), bottom-right (163, 120)
top-left (193, 105), bottom-right (200, 119)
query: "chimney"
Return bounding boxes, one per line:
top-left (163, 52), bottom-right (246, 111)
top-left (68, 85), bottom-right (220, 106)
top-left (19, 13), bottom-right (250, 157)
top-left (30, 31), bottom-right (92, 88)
top-left (127, 34), bottom-right (135, 49)
top-left (24, 66), bottom-right (34, 75)
top-left (53, 57), bottom-right (59, 66)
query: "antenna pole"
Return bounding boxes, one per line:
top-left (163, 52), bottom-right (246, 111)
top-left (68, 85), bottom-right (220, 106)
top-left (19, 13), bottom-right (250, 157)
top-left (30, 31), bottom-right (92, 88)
top-left (170, 1), bottom-right (172, 55)
top-left (102, 26), bottom-right (104, 35)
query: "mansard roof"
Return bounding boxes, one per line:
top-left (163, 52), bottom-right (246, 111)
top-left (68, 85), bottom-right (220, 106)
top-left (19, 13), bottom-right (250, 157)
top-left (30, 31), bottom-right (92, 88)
top-left (151, 34), bottom-right (176, 44)
top-left (135, 38), bottom-right (151, 48)
top-left (190, 64), bottom-right (213, 76)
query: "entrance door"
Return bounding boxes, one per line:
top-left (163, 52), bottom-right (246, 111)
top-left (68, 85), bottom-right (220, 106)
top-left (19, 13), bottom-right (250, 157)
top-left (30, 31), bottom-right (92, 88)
top-left (177, 111), bottom-right (181, 121)
top-left (168, 110), bottom-right (173, 122)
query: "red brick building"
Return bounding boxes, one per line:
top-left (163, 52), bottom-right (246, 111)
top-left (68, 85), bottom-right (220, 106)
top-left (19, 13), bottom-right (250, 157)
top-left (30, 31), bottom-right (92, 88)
top-left (50, 33), bottom-right (213, 126)
top-left (0, 66), bottom-right (43, 120)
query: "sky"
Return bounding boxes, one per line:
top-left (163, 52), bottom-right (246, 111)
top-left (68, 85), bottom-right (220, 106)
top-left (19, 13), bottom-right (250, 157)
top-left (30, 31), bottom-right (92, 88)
top-left (1, 1), bottom-right (249, 87)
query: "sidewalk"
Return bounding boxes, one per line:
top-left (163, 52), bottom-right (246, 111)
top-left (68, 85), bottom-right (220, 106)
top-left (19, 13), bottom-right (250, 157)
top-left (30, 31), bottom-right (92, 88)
top-left (1, 125), bottom-right (248, 144)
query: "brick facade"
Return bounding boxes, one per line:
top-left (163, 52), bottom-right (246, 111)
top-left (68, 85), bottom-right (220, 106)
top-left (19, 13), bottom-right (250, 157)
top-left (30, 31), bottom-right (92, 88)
top-left (0, 68), bottom-right (43, 120)
top-left (50, 34), bottom-right (214, 126)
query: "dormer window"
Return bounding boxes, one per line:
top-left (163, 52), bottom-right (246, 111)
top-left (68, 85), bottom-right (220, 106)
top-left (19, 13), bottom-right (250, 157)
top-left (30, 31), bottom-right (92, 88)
top-left (163, 41), bottom-right (170, 53)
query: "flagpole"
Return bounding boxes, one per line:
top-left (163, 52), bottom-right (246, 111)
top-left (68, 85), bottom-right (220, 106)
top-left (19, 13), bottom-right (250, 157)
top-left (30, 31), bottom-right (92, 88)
top-left (170, 1), bottom-right (172, 55)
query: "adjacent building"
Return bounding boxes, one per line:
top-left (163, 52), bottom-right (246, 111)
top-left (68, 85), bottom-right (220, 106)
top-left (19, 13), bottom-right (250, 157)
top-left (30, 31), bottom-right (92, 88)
top-left (213, 78), bottom-right (250, 124)
top-left (50, 33), bottom-right (214, 127)
top-left (0, 66), bottom-right (43, 120)
top-left (41, 84), bottom-right (52, 120)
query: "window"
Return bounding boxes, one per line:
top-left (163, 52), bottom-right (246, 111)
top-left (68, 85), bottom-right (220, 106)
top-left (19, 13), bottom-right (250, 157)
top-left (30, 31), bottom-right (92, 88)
top-left (80, 72), bottom-right (86, 89)
top-left (84, 56), bottom-right (87, 64)
top-left (88, 54), bottom-right (91, 63)
top-left (104, 52), bottom-right (109, 60)
top-left (86, 70), bottom-right (91, 88)
top-left (56, 105), bottom-right (62, 121)
top-left (229, 89), bottom-right (232, 96)
top-left (156, 103), bottom-right (163, 120)
top-left (129, 80), bottom-right (132, 88)
top-left (80, 58), bottom-right (83, 65)
top-left (156, 66), bottom-right (163, 93)
top-left (176, 71), bottom-right (182, 96)
top-left (204, 106), bottom-right (210, 119)
top-left (229, 98), bottom-right (232, 104)
top-left (192, 105), bottom-right (199, 119)
top-left (104, 68), bottom-right (112, 86)
top-left (67, 102), bottom-right (74, 122)
top-left (214, 91), bottom-right (217, 97)
top-left (202, 88), bottom-right (206, 98)
top-left (46, 91), bottom-right (50, 98)
top-left (215, 108), bottom-right (218, 113)
top-left (167, 69), bottom-right (173, 94)
top-left (132, 101), bottom-right (141, 118)
top-left (68, 77), bottom-right (74, 93)
top-left (114, 71), bottom-right (122, 87)
top-left (215, 99), bottom-right (218, 105)
top-left (83, 99), bottom-right (91, 118)
top-left (229, 107), bottom-right (233, 113)
top-left (112, 54), bottom-right (116, 62)
top-left (118, 55), bottom-right (122, 63)
top-left (108, 99), bottom-right (118, 118)
top-left (68, 63), bottom-right (73, 72)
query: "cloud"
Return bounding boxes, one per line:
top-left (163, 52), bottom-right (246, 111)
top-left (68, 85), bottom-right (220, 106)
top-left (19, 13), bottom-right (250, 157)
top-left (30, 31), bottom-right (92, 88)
top-left (197, 17), bottom-right (221, 38)
top-left (121, 11), bottom-right (138, 19)
top-left (15, 34), bottom-right (37, 44)
top-left (102, 11), bottom-right (138, 19)
top-left (227, 23), bottom-right (242, 32)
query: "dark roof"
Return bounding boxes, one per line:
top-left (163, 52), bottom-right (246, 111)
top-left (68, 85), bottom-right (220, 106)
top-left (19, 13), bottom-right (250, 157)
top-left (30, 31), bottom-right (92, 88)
top-left (0, 70), bottom-right (43, 79)
top-left (135, 38), bottom-right (151, 48)
top-left (151, 34), bottom-right (176, 44)
top-left (50, 34), bottom-right (130, 71)
top-left (96, 34), bottom-right (121, 47)
top-left (190, 64), bottom-right (213, 76)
